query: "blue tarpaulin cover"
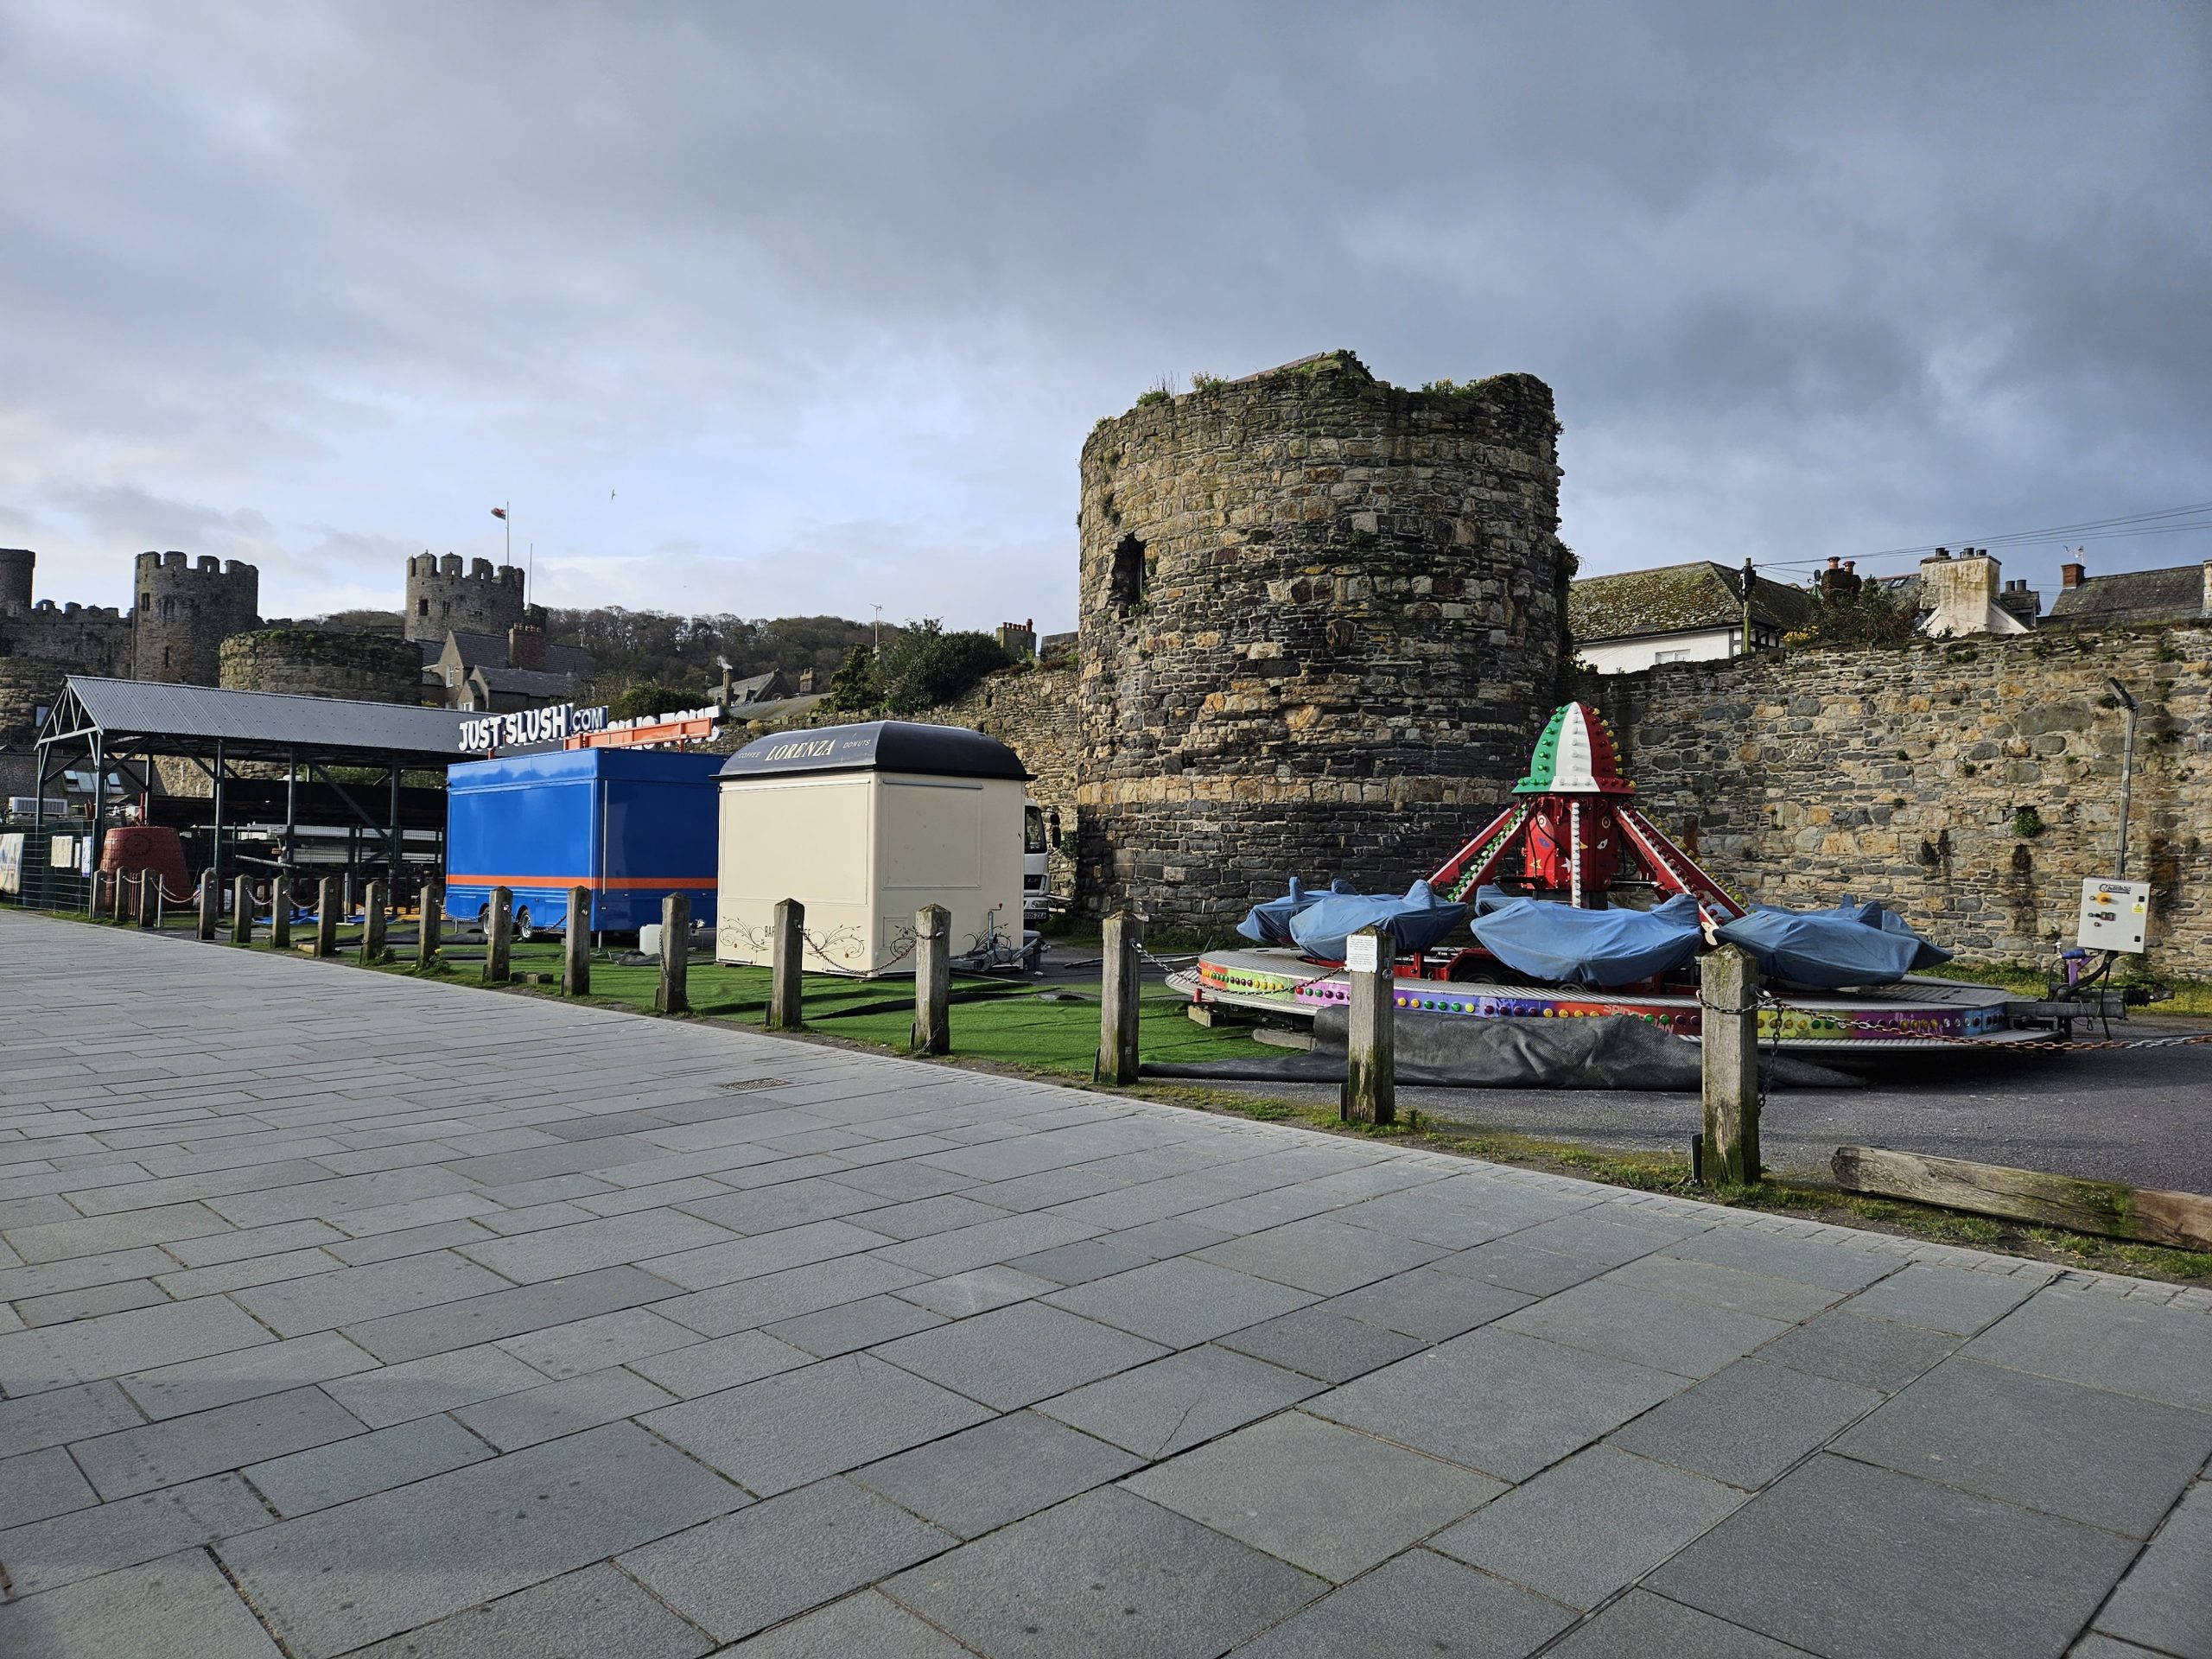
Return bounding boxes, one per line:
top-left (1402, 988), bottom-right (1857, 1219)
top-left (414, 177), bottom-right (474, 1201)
top-left (1470, 892), bottom-right (1707, 986)
top-left (1287, 880), bottom-right (1469, 963)
top-left (1236, 878), bottom-right (1357, 946)
top-left (1715, 899), bottom-right (1948, 988)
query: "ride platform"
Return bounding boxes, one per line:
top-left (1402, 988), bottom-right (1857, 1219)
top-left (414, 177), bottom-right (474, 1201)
top-left (1178, 947), bottom-right (2037, 1049)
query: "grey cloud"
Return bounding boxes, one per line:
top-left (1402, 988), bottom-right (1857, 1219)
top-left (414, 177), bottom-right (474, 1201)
top-left (0, 0), bottom-right (2204, 624)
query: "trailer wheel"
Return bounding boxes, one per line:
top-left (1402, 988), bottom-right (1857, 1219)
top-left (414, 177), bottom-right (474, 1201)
top-left (515, 907), bottom-right (534, 942)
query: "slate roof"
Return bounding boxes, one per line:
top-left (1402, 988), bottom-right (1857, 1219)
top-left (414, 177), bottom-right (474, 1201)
top-left (48, 676), bottom-right (466, 765)
top-left (469, 664), bottom-right (582, 696)
top-left (723, 670), bottom-right (787, 704)
top-left (442, 628), bottom-right (594, 677)
top-left (1569, 562), bottom-right (1815, 643)
top-left (2046, 563), bottom-right (2209, 627)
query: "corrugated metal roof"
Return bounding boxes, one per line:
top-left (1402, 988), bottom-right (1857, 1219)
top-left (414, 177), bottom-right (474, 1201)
top-left (59, 676), bottom-right (468, 761)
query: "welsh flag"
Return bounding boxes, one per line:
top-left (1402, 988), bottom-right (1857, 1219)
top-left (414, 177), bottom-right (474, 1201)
top-left (489, 507), bottom-right (507, 520)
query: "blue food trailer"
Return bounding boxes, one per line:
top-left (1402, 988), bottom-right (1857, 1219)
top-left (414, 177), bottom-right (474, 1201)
top-left (444, 748), bottom-right (722, 934)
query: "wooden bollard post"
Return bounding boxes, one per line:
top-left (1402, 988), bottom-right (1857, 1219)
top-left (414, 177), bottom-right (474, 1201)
top-left (658, 893), bottom-right (691, 1014)
top-left (912, 904), bottom-right (950, 1055)
top-left (484, 886), bottom-right (512, 984)
top-left (110, 871), bottom-right (129, 924)
top-left (563, 885), bottom-right (592, 995)
top-left (1340, 925), bottom-right (1396, 1126)
top-left (1700, 944), bottom-right (1762, 1185)
top-left (768, 898), bottom-right (804, 1030)
top-left (197, 871), bottom-right (219, 941)
top-left (1096, 910), bottom-right (1141, 1085)
top-left (137, 870), bottom-right (159, 929)
top-left (360, 880), bottom-right (387, 964)
top-left (232, 875), bottom-right (254, 945)
top-left (417, 880), bottom-right (442, 971)
top-left (270, 870), bottom-right (292, 951)
top-left (314, 878), bottom-right (339, 957)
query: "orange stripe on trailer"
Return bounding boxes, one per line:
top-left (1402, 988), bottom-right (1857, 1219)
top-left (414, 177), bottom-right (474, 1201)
top-left (447, 875), bottom-right (715, 891)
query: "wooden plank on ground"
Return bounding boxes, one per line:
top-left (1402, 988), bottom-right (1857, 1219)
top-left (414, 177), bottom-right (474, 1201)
top-left (1832, 1145), bottom-right (2212, 1252)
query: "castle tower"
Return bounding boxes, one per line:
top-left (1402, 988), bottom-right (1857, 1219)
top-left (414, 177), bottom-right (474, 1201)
top-left (131, 552), bottom-right (260, 686)
top-left (1075, 351), bottom-right (1566, 924)
top-left (404, 552), bottom-right (527, 644)
top-left (0, 548), bottom-right (34, 612)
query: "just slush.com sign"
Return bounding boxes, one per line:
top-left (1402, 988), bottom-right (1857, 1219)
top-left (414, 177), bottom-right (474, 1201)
top-left (458, 703), bottom-right (609, 753)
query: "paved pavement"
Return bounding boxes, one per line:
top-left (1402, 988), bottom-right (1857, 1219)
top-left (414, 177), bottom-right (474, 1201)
top-left (3, 911), bottom-right (2209, 1659)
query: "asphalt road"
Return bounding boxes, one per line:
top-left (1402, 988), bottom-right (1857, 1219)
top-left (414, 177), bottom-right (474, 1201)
top-left (1189, 1019), bottom-right (2212, 1195)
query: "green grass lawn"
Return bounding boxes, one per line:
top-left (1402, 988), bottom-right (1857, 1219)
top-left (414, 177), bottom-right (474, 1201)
top-left (451, 943), bottom-right (1277, 1077)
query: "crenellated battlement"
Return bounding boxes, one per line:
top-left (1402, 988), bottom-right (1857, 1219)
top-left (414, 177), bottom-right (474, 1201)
top-left (133, 549), bottom-right (262, 685)
top-left (404, 550), bottom-right (527, 642)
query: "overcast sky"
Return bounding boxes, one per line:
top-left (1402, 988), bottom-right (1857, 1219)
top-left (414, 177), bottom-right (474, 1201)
top-left (3, 2), bottom-right (2206, 632)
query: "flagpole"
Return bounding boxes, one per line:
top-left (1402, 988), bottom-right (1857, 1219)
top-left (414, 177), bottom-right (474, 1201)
top-left (505, 501), bottom-right (512, 567)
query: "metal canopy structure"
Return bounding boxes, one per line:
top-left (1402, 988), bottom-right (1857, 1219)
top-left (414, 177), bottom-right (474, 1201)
top-left (29, 677), bottom-right (469, 903)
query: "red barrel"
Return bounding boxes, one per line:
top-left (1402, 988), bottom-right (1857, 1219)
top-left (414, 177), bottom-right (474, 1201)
top-left (99, 826), bottom-right (193, 903)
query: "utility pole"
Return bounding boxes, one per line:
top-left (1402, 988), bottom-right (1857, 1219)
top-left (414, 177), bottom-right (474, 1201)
top-left (2107, 677), bottom-right (2138, 876)
top-left (871, 604), bottom-right (884, 658)
top-left (1738, 558), bottom-right (1758, 656)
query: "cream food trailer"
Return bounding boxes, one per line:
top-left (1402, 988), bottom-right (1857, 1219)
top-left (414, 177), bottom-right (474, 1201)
top-left (715, 720), bottom-right (1031, 976)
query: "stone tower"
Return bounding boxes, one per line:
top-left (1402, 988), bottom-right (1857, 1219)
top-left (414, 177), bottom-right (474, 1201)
top-left (0, 548), bottom-right (34, 612)
top-left (131, 552), bottom-right (261, 686)
top-left (219, 629), bottom-right (423, 704)
top-left (404, 553), bottom-right (527, 644)
top-left (1075, 351), bottom-right (1566, 925)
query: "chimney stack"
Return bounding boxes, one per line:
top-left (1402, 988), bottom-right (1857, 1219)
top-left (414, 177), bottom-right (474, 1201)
top-left (506, 616), bottom-right (546, 671)
top-left (2061, 561), bottom-right (2085, 591)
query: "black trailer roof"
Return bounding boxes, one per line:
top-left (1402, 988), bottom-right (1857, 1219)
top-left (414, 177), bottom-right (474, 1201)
top-left (718, 719), bottom-right (1032, 782)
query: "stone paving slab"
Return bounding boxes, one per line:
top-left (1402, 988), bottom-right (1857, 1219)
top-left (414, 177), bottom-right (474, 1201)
top-left (2, 913), bottom-right (2209, 1656)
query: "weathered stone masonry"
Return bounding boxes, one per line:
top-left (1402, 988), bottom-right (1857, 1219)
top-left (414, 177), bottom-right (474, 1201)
top-left (1072, 353), bottom-right (1567, 926)
top-left (1595, 626), bottom-right (2212, 976)
top-left (219, 629), bottom-right (423, 705)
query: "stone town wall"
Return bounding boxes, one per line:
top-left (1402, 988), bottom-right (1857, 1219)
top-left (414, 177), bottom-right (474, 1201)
top-left (906, 661), bottom-right (1083, 892)
top-left (0, 602), bottom-right (134, 678)
top-left (0, 658), bottom-right (67, 749)
top-left (1595, 624), bottom-right (2212, 976)
top-left (1075, 352), bottom-right (1566, 926)
top-left (219, 629), bottom-right (424, 705)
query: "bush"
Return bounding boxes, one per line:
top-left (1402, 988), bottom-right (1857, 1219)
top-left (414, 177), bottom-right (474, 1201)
top-left (820, 622), bottom-right (1011, 717)
top-left (1787, 582), bottom-right (1919, 648)
top-left (607, 680), bottom-right (695, 721)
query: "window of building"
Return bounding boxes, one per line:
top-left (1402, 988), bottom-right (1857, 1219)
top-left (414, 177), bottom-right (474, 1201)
top-left (1109, 534), bottom-right (1147, 612)
top-left (1654, 648), bottom-right (1691, 664)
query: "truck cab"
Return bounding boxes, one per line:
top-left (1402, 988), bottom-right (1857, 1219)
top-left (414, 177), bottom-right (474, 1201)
top-left (1023, 798), bottom-right (1051, 920)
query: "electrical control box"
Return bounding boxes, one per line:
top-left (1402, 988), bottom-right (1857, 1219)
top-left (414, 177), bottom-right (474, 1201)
top-left (2078, 877), bottom-right (2151, 954)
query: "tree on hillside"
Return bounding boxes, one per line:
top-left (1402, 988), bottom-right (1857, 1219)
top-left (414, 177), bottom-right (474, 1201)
top-left (818, 620), bottom-right (1012, 716)
top-left (607, 680), bottom-right (697, 720)
top-left (537, 607), bottom-right (881, 698)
